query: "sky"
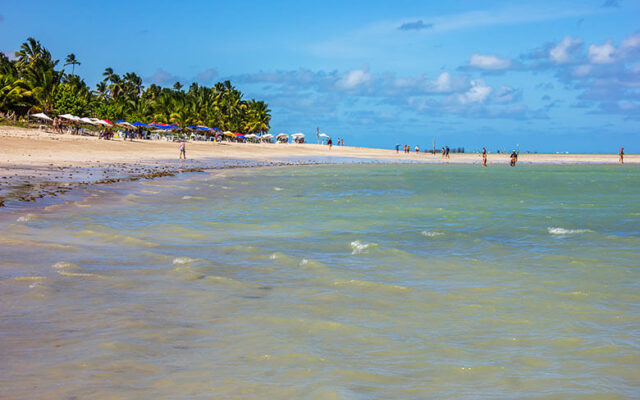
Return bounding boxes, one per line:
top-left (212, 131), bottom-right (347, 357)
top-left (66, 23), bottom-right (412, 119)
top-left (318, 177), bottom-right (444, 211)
top-left (1, 0), bottom-right (639, 152)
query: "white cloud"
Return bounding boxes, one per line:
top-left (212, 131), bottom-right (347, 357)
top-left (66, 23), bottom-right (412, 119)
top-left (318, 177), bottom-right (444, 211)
top-left (336, 67), bottom-right (372, 89)
top-left (621, 34), bottom-right (640, 50)
top-left (456, 80), bottom-right (492, 104)
top-left (588, 41), bottom-right (616, 64)
top-left (433, 72), bottom-right (453, 92)
top-left (550, 36), bottom-right (583, 64)
top-left (469, 54), bottom-right (512, 70)
top-left (145, 68), bottom-right (181, 86)
top-left (573, 64), bottom-right (592, 77)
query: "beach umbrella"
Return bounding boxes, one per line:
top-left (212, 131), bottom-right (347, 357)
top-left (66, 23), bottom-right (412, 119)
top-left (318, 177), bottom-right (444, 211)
top-left (31, 113), bottom-right (52, 121)
top-left (132, 122), bottom-right (149, 127)
top-left (318, 133), bottom-right (329, 138)
top-left (276, 133), bottom-right (288, 139)
top-left (114, 120), bottom-right (134, 127)
top-left (261, 134), bottom-right (274, 139)
top-left (291, 133), bottom-right (304, 138)
top-left (80, 117), bottom-right (98, 125)
top-left (59, 114), bottom-right (80, 121)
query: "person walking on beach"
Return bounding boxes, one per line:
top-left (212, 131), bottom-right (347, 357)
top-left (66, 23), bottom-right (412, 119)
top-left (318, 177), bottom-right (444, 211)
top-left (619, 147), bottom-right (624, 164)
top-left (445, 146), bottom-right (450, 159)
top-left (395, 144), bottom-right (400, 153)
top-left (415, 145), bottom-right (420, 153)
top-left (179, 140), bottom-right (186, 159)
top-left (328, 138), bottom-right (332, 149)
top-left (482, 147), bottom-right (487, 167)
top-left (510, 150), bottom-right (518, 167)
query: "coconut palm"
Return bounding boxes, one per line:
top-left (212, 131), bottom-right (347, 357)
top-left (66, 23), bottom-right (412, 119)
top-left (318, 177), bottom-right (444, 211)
top-left (64, 53), bottom-right (81, 75)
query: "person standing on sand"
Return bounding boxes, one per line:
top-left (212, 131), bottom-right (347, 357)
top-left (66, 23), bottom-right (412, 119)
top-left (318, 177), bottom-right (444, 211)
top-left (395, 144), bottom-right (400, 153)
top-left (510, 150), bottom-right (518, 167)
top-left (482, 147), bottom-right (487, 167)
top-left (619, 147), bottom-right (624, 164)
top-left (179, 140), bottom-right (186, 159)
top-left (445, 146), bottom-right (450, 159)
top-left (328, 138), bottom-right (332, 149)
top-left (415, 145), bottom-right (419, 153)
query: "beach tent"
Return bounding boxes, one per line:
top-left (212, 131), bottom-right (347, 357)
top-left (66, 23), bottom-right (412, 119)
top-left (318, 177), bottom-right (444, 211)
top-left (31, 113), bottom-right (52, 121)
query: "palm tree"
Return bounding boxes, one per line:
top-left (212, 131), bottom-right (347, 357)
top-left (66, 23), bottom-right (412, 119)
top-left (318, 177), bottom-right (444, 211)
top-left (64, 53), bottom-right (81, 75)
top-left (15, 37), bottom-right (43, 69)
top-left (102, 67), bottom-right (114, 82)
top-left (0, 74), bottom-right (31, 113)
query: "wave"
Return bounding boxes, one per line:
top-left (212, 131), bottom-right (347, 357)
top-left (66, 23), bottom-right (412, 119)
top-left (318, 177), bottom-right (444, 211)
top-left (350, 240), bottom-right (376, 255)
top-left (52, 261), bottom-right (84, 271)
top-left (548, 227), bottom-right (592, 235)
top-left (172, 257), bottom-right (198, 265)
top-left (421, 230), bottom-right (443, 238)
top-left (16, 214), bottom-right (37, 222)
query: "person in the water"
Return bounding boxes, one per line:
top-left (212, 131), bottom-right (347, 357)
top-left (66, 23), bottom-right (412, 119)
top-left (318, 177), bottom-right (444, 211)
top-left (510, 150), bottom-right (518, 167)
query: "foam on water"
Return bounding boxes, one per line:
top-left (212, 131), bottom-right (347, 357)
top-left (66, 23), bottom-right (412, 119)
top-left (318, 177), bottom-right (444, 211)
top-left (350, 240), bottom-right (376, 255)
top-left (421, 230), bottom-right (443, 237)
top-left (16, 213), bottom-right (37, 222)
top-left (548, 227), bottom-right (593, 235)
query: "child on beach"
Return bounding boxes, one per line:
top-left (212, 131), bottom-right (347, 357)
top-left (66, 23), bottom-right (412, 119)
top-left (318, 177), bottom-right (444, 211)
top-left (179, 140), bottom-right (186, 159)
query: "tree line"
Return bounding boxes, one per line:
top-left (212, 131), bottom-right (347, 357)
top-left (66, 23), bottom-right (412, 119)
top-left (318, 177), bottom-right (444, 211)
top-left (0, 37), bottom-right (271, 133)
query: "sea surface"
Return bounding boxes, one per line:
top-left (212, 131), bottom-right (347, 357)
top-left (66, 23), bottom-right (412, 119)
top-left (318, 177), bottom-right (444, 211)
top-left (1, 163), bottom-right (639, 399)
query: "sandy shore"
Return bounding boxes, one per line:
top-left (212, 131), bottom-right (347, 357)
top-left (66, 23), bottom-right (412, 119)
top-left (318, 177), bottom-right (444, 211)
top-left (0, 125), bottom-right (635, 207)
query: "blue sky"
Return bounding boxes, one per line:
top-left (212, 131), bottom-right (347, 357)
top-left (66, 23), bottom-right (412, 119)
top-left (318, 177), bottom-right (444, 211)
top-left (1, 0), bottom-right (639, 152)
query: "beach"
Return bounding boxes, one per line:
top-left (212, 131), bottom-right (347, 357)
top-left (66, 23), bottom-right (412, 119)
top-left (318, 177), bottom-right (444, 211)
top-left (0, 125), bottom-right (636, 208)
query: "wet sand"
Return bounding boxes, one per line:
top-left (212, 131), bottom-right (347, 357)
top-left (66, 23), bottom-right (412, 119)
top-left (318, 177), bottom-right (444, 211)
top-left (1, 125), bottom-right (636, 207)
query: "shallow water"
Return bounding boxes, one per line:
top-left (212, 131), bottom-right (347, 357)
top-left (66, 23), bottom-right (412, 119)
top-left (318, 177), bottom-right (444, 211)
top-left (1, 164), bottom-right (639, 399)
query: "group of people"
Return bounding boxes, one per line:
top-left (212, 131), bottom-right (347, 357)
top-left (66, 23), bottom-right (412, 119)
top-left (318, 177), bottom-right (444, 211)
top-left (52, 117), bottom-right (79, 135)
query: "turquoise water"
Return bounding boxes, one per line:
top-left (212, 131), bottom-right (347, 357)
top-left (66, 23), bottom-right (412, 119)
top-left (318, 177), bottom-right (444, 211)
top-left (1, 164), bottom-right (639, 399)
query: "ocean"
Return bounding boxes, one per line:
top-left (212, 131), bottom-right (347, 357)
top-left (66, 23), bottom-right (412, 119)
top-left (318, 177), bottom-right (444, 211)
top-left (1, 163), bottom-right (639, 399)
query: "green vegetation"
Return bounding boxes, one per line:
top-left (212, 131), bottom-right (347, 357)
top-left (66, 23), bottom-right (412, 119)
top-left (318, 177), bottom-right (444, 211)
top-left (0, 37), bottom-right (271, 133)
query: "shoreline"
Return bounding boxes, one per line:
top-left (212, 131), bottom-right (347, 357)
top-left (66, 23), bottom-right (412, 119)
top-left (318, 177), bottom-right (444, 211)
top-left (1, 125), bottom-right (636, 209)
